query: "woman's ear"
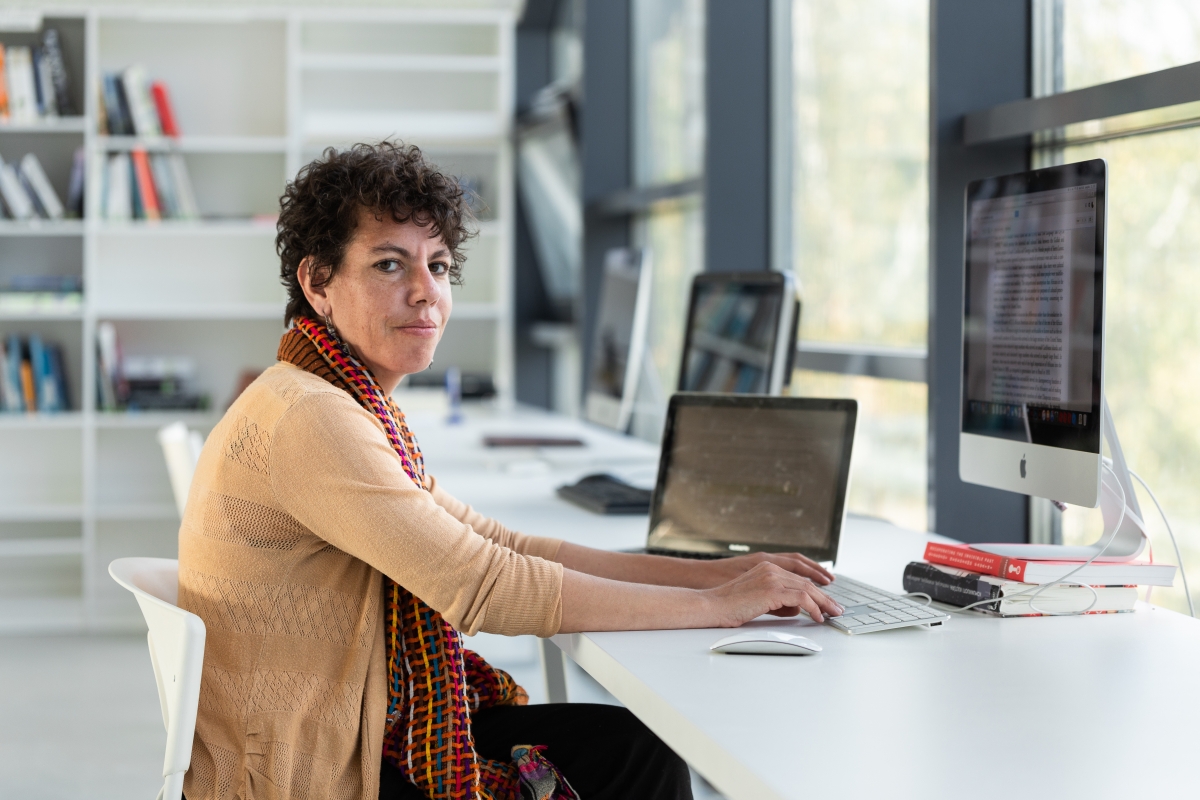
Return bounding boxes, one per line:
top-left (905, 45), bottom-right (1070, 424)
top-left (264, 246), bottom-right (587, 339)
top-left (297, 256), bottom-right (331, 317)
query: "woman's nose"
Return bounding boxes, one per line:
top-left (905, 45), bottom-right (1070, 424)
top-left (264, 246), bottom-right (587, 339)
top-left (407, 263), bottom-right (442, 305)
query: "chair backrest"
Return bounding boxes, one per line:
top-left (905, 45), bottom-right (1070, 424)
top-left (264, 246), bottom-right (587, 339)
top-left (158, 422), bottom-right (205, 517)
top-left (109, 557), bottom-right (205, 800)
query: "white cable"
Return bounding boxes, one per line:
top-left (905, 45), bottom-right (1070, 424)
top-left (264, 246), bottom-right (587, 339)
top-left (1130, 469), bottom-right (1194, 618)
top-left (941, 461), bottom-right (1128, 617)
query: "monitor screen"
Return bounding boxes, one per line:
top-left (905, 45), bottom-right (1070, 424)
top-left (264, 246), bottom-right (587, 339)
top-left (962, 160), bottom-right (1105, 455)
top-left (584, 248), bottom-right (651, 430)
top-left (678, 273), bottom-right (795, 394)
top-left (647, 395), bottom-right (856, 561)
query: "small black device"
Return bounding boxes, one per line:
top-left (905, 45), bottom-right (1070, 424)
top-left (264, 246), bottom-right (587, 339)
top-left (677, 271), bottom-right (800, 395)
top-left (556, 473), bottom-right (653, 515)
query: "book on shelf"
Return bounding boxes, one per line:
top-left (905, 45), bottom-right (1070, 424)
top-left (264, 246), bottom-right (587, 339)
top-left (100, 65), bottom-right (180, 138)
top-left (95, 323), bottom-right (209, 412)
top-left (3, 45), bottom-right (37, 124)
top-left (0, 31), bottom-right (74, 124)
top-left (922, 542), bottom-right (1177, 587)
top-left (0, 274), bottom-right (83, 314)
top-left (18, 153), bottom-right (64, 219)
top-left (101, 149), bottom-right (197, 221)
top-left (0, 151), bottom-right (69, 220)
top-left (0, 333), bottom-right (69, 413)
top-left (66, 146), bottom-right (84, 217)
top-left (902, 561), bottom-right (1139, 617)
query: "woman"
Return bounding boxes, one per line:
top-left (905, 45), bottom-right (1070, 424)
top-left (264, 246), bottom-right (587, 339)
top-left (177, 142), bottom-right (842, 800)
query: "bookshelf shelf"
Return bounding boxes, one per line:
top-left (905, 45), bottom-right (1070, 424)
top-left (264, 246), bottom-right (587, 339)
top-left (94, 410), bottom-right (217, 429)
top-left (0, 412), bottom-right (84, 428)
top-left (0, 116), bottom-right (88, 134)
top-left (96, 303), bottom-right (284, 321)
top-left (302, 111), bottom-right (504, 143)
top-left (0, 505), bottom-right (85, 523)
top-left (1, 5), bottom-right (516, 634)
top-left (0, 537), bottom-right (84, 557)
top-left (300, 53), bottom-right (503, 74)
top-left (0, 309), bottom-right (84, 321)
top-left (0, 220), bottom-right (86, 236)
top-left (96, 135), bottom-right (289, 154)
top-left (93, 219), bottom-right (278, 235)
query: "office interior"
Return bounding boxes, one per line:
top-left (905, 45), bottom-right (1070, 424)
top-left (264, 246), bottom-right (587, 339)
top-left (2, 0), bottom-right (1200, 798)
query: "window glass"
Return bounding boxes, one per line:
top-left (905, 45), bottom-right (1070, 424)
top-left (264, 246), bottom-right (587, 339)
top-left (1062, 0), bottom-right (1200, 92)
top-left (790, 370), bottom-right (927, 531)
top-left (1051, 131), bottom-right (1200, 615)
top-left (629, 0), bottom-right (706, 440)
top-left (1047, 2), bottom-right (1200, 614)
top-left (632, 0), bottom-right (705, 186)
top-left (791, 0), bottom-right (928, 348)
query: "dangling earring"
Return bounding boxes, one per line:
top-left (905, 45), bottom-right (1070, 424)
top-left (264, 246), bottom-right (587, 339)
top-left (323, 311), bottom-right (341, 343)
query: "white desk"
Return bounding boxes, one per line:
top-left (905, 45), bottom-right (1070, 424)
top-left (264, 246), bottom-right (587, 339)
top-left (410, 405), bottom-right (1200, 799)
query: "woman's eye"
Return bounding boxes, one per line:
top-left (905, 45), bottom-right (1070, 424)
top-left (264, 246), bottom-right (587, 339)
top-left (377, 259), bottom-right (400, 273)
top-left (429, 261), bottom-right (449, 276)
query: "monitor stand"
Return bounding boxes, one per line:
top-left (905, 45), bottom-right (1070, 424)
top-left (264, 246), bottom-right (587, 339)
top-left (972, 397), bottom-right (1148, 562)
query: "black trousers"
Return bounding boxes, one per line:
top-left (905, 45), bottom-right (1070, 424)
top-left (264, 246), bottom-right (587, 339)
top-left (379, 703), bottom-right (693, 800)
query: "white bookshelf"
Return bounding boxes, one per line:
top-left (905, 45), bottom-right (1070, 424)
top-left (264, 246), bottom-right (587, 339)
top-left (0, 5), bottom-right (516, 632)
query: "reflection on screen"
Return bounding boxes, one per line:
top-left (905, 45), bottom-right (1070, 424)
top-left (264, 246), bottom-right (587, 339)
top-left (651, 405), bottom-right (850, 549)
top-left (680, 283), bottom-right (782, 393)
top-left (587, 256), bottom-right (640, 400)
top-left (963, 179), bottom-right (1102, 451)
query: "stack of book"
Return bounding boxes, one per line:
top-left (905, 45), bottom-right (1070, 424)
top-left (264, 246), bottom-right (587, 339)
top-left (100, 146), bottom-right (199, 221)
top-left (0, 333), bottom-right (70, 413)
top-left (0, 29), bottom-right (76, 123)
top-left (96, 322), bottom-right (208, 412)
top-left (98, 64), bottom-right (180, 137)
top-left (0, 274), bottom-right (83, 315)
top-left (0, 148), bottom-right (83, 220)
top-left (903, 542), bottom-right (1178, 617)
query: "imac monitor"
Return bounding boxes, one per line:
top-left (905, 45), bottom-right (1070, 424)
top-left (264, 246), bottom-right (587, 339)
top-left (677, 271), bottom-right (799, 395)
top-left (960, 159), bottom-right (1106, 508)
top-left (584, 247), bottom-right (653, 431)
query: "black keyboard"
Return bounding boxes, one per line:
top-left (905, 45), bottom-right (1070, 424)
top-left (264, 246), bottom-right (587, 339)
top-left (556, 474), bottom-right (652, 515)
top-left (645, 548), bottom-right (729, 560)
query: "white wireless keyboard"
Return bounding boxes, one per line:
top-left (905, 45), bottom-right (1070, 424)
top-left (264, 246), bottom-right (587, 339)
top-left (822, 574), bottom-right (950, 634)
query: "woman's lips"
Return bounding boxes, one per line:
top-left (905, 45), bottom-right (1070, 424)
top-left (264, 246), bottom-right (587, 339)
top-left (397, 321), bottom-right (439, 337)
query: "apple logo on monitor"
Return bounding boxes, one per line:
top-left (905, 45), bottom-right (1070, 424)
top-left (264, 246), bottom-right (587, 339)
top-left (1020, 454), bottom-right (1026, 479)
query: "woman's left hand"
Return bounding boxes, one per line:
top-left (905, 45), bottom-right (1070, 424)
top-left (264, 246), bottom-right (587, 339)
top-left (691, 551), bottom-right (834, 590)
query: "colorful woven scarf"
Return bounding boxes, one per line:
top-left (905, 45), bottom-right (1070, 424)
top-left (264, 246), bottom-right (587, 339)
top-left (278, 318), bottom-right (578, 800)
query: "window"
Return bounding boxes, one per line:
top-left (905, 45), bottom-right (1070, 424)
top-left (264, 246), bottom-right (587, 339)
top-left (1038, 1), bottom-right (1200, 614)
top-left (630, 0), bottom-right (705, 436)
top-left (788, 0), bottom-right (930, 528)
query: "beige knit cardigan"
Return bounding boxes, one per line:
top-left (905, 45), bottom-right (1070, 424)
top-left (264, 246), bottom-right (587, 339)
top-left (177, 362), bottom-right (564, 800)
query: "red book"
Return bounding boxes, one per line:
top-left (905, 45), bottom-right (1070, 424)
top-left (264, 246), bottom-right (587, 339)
top-left (130, 147), bottom-right (161, 220)
top-left (922, 541), bottom-right (1177, 586)
top-left (151, 81), bottom-right (180, 137)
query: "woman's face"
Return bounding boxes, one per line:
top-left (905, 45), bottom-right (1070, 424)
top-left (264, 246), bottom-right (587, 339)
top-left (299, 211), bottom-right (454, 392)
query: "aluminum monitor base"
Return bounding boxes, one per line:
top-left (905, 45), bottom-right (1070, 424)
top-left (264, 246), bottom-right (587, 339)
top-left (973, 397), bottom-right (1148, 563)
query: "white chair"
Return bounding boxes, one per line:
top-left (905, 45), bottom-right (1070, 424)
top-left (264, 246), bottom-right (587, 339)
top-left (109, 557), bottom-right (206, 800)
top-left (158, 422), bottom-right (205, 517)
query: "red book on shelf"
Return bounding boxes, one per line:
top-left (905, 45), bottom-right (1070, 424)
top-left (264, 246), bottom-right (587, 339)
top-left (130, 147), bottom-right (161, 220)
top-left (151, 81), bottom-right (180, 137)
top-left (922, 542), bottom-right (1176, 586)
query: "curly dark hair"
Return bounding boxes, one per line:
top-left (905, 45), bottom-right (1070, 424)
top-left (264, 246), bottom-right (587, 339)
top-left (276, 141), bottom-right (473, 325)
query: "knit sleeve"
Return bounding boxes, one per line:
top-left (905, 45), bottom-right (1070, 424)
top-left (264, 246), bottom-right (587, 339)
top-left (268, 390), bottom-right (563, 637)
top-left (426, 474), bottom-right (563, 562)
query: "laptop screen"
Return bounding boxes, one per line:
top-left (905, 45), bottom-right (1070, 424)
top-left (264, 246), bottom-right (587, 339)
top-left (647, 394), bottom-right (856, 562)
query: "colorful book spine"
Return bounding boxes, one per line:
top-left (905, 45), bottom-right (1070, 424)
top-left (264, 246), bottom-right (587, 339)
top-left (151, 81), bottom-right (180, 136)
top-left (0, 45), bottom-right (9, 120)
top-left (130, 147), bottom-right (161, 220)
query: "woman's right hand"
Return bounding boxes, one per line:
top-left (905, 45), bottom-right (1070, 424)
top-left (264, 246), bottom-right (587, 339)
top-left (703, 562), bottom-right (845, 627)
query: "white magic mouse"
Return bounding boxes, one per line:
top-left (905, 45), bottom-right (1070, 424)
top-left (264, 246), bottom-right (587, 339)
top-left (709, 630), bottom-right (823, 656)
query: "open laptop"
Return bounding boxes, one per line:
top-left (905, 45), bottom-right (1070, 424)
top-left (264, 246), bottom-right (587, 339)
top-left (634, 393), bottom-right (949, 634)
